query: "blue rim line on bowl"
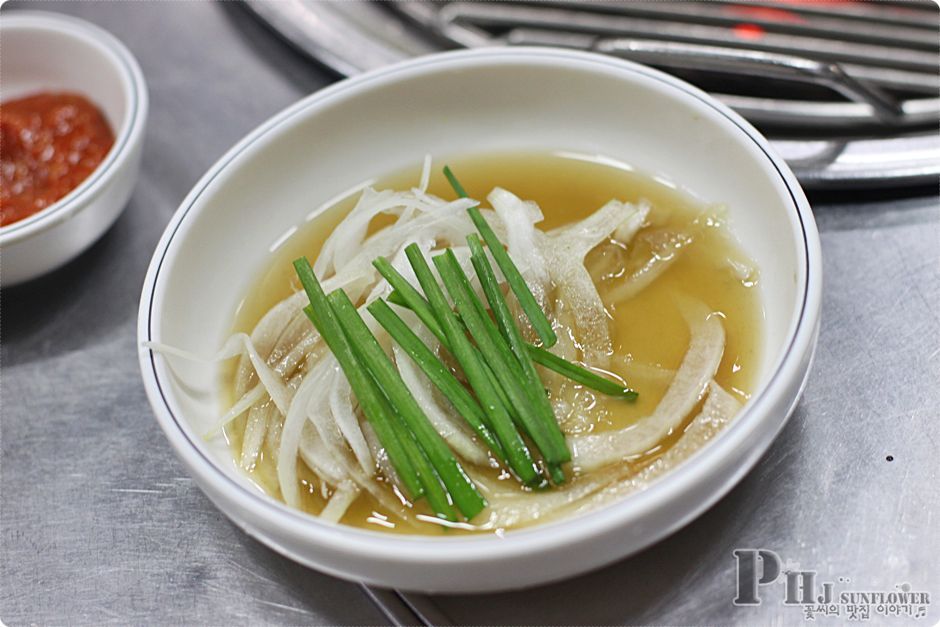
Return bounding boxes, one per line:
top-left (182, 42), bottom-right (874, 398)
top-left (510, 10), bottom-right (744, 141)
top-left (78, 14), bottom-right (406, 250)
top-left (139, 48), bottom-right (818, 563)
top-left (0, 11), bottom-right (143, 240)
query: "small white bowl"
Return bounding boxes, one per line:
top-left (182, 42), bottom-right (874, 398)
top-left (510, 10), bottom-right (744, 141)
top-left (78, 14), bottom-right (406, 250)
top-left (138, 48), bottom-right (821, 593)
top-left (0, 11), bottom-right (147, 286)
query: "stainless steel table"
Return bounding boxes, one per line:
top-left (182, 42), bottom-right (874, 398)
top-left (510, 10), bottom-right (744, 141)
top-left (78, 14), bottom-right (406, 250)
top-left (2, 3), bottom-right (938, 625)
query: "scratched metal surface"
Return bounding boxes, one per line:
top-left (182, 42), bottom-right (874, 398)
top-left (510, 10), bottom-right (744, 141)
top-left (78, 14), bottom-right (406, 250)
top-left (0, 3), bottom-right (384, 625)
top-left (1, 2), bottom-right (938, 626)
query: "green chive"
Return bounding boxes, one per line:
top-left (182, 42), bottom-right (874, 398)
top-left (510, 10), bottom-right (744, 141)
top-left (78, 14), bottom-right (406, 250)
top-left (434, 251), bottom-right (570, 465)
top-left (387, 289), bottom-right (409, 309)
top-left (373, 257), bottom-right (446, 344)
top-left (367, 298), bottom-right (506, 461)
top-left (442, 165), bottom-right (470, 198)
top-left (375, 255), bottom-right (526, 440)
top-left (443, 249), bottom-right (499, 342)
top-left (405, 243), bottom-right (541, 485)
top-left (382, 280), bottom-right (637, 400)
top-left (468, 236), bottom-right (531, 372)
top-left (547, 462), bottom-right (566, 486)
top-left (292, 258), bottom-right (424, 500)
top-left (436, 249), bottom-right (546, 450)
top-left (443, 165), bottom-right (557, 348)
top-left (313, 301), bottom-right (454, 518)
top-left (467, 236), bottom-right (571, 479)
top-left (528, 346), bottom-right (638, 400)
top-left (327, 289), bottom-right (486, 521)
top-left (310, 306), bottom-right (451, 513)
top-left (381, 401), bottom-right (456, 521)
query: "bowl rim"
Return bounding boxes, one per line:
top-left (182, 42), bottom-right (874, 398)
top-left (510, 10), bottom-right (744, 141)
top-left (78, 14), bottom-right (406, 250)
top-left (138, 47), bottom-right (821, 564)
top-left (0, 10), bottom-right (148, 244)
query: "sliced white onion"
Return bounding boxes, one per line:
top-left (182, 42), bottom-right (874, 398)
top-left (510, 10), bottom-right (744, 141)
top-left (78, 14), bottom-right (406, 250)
top-left (566, 381), bottom-right (742, 517)
top-left (547, 199), bottom-right (630, 246)
top-left (235, 290), bottom-right (306, 394)
top-left (361, 421), bottom-right (401, 492)
top-left (145, 334), bottom-right (291, 431)
top-left (324, 193), bottom-right (479, 287)
top-left (724, 255), bottom-right (759, 286)
top-left (330, 376), bottom-right (374, 475)
top-left (229, 333), bottom-right (291, 416)
top-left (488, 187), bottom-right (550, 306)
top-left (317, 187), bottom-right (398, 276)
top-left (273, 330), bottom-right (322, 378)
top-left (277, 367), bottom-right (322, 508)
top-left (319, 480), bottom-right (361, 523)
top-left (240, 400), bottom-right (274, 470)
top-left (394, 341), bottom-right (490, 466)
top-left (265, 311), bottom-right (312, 369)
top-left (306, 361), bottom-right (406, 513)
top-left (543, 244), bottom-right (611, 365)
top-left (615, 359), bottom-right (677, 386)
top-left (537, 200), bottom-right (646, 365)
top-left (203, 384), bottom-right (265, 438)
top-left (671, 381), bottom-right (742, 449)
top-left (480, 380), bottom-right (740, 528)
top-left (264, 404), bottom-right (284, 458)
top-left (298, 422), bottom-right (347, 487)
top-left (568, 298), bottom-right (725, 471)
top-left (613, 200), bottom-right (650, 244)
top-left (470, 468), bottom-right (612, 530)
top-left (149, 332), bottom-right (290, 415)
top-left (418, 154), bottom-right (432, 194)
top-left (606, 231), bottom-right (692, 305)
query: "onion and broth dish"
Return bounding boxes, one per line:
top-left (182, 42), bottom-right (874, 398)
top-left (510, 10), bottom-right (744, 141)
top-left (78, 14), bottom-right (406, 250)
top-left (188, 152), bottom-right (761, 535)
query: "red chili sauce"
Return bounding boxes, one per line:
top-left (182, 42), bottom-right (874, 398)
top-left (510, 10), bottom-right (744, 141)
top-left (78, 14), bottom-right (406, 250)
top-left (1, 92), bottom-right (115, 226)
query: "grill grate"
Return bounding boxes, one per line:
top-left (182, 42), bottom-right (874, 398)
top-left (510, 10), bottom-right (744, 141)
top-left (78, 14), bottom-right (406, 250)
top-left (245, 0), bottom-right (940, 188)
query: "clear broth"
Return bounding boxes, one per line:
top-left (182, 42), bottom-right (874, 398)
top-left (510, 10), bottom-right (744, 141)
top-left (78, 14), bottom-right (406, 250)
top-left (225, 151), bottom-right (763, 535)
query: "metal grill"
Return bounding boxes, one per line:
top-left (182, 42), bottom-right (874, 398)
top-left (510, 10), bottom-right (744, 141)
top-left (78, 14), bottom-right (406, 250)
top-left (245, 0), bottom-right (940, 189)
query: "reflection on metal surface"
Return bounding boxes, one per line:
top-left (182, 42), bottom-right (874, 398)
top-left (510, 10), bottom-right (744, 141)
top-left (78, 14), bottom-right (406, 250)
top-left (244, 0), bottom-right (940, 189)
top-left (362, 586), bottom-right (451, 626)
top-left (717, 92), bottom-right (940, 128)
top-left (245, 0), bottom-right (437, 77)
top-left (591, 39), bottom-right (905, 123)
top-left (777, 133), bottom-right (940, 188)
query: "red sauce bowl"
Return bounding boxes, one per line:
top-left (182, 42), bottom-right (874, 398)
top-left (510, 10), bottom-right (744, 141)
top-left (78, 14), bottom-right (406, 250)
top-left (0, 11), bottom-right (148, 286)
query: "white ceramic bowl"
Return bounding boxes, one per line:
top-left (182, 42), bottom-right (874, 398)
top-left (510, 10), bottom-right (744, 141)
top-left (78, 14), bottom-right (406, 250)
top-left (138, 48), bottom-right (821, 593)
top-left (0, 11), bottom-right (147, 286)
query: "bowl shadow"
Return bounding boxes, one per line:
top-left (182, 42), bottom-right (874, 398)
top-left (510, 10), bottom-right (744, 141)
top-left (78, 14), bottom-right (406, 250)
top-left (1, 202), bottom-right (146, 368)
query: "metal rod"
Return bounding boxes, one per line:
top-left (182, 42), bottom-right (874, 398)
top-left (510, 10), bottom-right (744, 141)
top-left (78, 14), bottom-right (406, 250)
top-left (593, 39), bottom-right (904, 122)
top-left (535, 0), bottom-right (938, 49)
top-left (696, 0), bottom-right (940, 30)
top-left (440, 3), bottom-right (938, 72)
top-left (504, 27), bottom-right (940, 96)
top-left (361, 585), bottom-right (450, 627)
